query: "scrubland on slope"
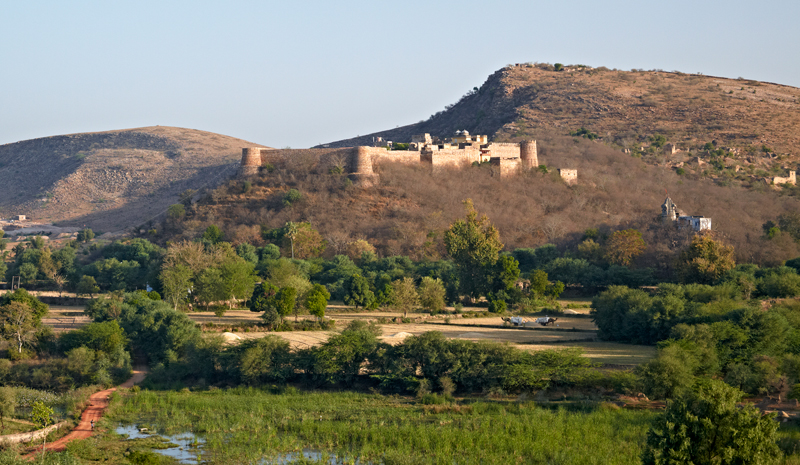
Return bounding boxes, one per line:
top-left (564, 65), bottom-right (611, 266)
top-left (165, 129), bottom-right (800, 276)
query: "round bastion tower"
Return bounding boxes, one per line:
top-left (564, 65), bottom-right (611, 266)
top-left (520, 140), bottom-right (538, 170)
top-left (239, 148), bottom-right (262, 177)
top-left (348, 146), bottom-right (378, 187)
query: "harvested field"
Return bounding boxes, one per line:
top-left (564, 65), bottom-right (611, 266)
top-left (41, 305), bottom-right (90, 333)
top-left (524, 342), bottom-right (657, 366)
top-left (40, 302), bottom-right (651, 365)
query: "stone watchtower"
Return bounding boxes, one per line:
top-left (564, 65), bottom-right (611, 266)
top-left (239, 148), bottom-right (262, 177)
top-left (520, 140), bottom-right (538, 169)
top-left (348, 146), bottom-right (378, 187)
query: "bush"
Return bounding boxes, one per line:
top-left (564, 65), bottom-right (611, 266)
top-left (642, 379), bottom-right (779, 465)
top-left (283, 188), bottom-right (302, 207)
top-left (488, 299), bottom-right (506, 314)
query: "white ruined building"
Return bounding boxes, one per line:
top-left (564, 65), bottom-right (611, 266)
top-left (662, 197), bottom-right (711, 231)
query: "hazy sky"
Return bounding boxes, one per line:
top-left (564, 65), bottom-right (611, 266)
top-left (2, 1), bottom-right (798, 148)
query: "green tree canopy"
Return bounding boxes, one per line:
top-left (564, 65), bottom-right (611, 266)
top-left (391, 277), bottom-right (419, 318)
top-left (167, 203), bottom-right (186, 220)
top-left (202, 224), bottom-right (223, 244)
top-left (77, 228), bottom-right (95, 243)
top-left (344, 274), bottom-right (376, 310)
top-left (305, 284), bottom-right (330, 320)
top-left (642, 379), bottom-right (779, 465)
top-left (444, 199), bottom-right (503, 299)
top-left (418, 277), bottom-right (446, 314)
top-left (77, 275), bottom-right (100, 298)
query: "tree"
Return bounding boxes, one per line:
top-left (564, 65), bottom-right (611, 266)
top-left (195, 268), bottom-right (225, 310)
top-left (679, 235), bottom-right (735, 284)
top-left (160, 264), bottom-right (193, 310)
top-left (0, 387), bottom-right (15, 433)
top-left (283, 188), bottom-right (302, 207)
top-left (642, 379), bottom-right (779, 465)
top-left (604, 229), bottom-right (646, 266)
top-left (1, 302), bottom-right (38, 355)
top-left (530, 270), bottom-right (549, 297)
top-left (418, 277), bottom-right (446, 314)
top-left (275, 287), bottom-right (297, 322)
top-left (306, 284), bottom-right (330, 320)
top-left (219, 257), bottom-right (256, 308)
top-left (49, 272), bottom-right (66, 297)
top-left (488, 299), bottom-right (507, 313)
top-left (444, 199), bottom-right (503, 299)
top-left (77, 228), bottom-right (95, 243)
top-left (650, 134), bottom-right (667, 149)
top-left (19, 262), bottom-right (38, 285)
top-left (490, 255), bottom-right (521, 294)
top-left (391, 277), bottom-right (419, 318)
top-left (346, 239), bottom-right (376, 262)
top-left (37, 248), bottom-right (56, 280)
top-left (238, 336), bottom-right (293, 384)
top-left (344, 274), bottom-right (376, 310)
top-left (250, 283), bottom-right (280, 327)
top-left (293, 223), bottom-right (326, 259)
top-left (167, 203), bottom-right (186, 220)
top-left (235, 243), bottom-right (259, 265)
top-left (202, 224), bottom-right (223, 244)
top-left (77, 275), bottom-right (100, 298)
top-left (32, 400), bottom-right (54, 456)
top-left (285, 221), bottom-right (299, 259)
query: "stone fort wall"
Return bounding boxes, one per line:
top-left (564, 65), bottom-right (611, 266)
top-left (238, 139), bottom-right (558, 184)
top-left (421, 147), bottom-right (482, 170)
top-left (240, 147), bottom-right (422, 183)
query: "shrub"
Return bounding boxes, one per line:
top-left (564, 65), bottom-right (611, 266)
top-left (283, 188), bottom-right (302, 207)
top-left (641, 379), bottom-right (779, 464)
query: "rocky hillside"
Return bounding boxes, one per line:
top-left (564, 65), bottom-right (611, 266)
top-left (321, 64), bottom-right (800, 183)
top-left (0, 126), bottom-right (266, 232)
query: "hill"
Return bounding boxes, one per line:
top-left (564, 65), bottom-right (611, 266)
top-left (0, 126), bottom-right (266, 232)
top-left (162, 128), bottom-right (800, 278)
top-left (321, 64), bottom-right (800, 185)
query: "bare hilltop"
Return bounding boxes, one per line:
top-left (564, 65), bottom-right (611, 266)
top-left (0, 126), bottom-right (266, 232)
top-left (322, 64), bottom-right (800, 183)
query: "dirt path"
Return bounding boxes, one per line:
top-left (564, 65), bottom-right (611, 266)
top-left (25, 366), bottom-right (147, 456)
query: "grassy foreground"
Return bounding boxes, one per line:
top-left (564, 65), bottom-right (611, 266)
top-left (97, 388), bottom-right (655, 465)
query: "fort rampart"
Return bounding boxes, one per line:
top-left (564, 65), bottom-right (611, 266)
top-left (238, 137), bottom-right (572, 185)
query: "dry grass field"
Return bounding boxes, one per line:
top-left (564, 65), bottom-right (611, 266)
top-left (41, 299), bottom-right (653, 365)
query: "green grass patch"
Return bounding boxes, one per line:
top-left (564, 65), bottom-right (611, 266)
top-left (103, 388), bottom-right (656, 464)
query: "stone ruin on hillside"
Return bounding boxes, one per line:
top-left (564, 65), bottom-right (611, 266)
top-left (773, 170), bottom-right (796, 187)
top-left (662, 196), bottom-right (711, 231)
top-left (239, 131), bottom-right (578, 186)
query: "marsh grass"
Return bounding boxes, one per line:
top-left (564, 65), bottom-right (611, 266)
top-left (103, 388), bottom-right (655, 464)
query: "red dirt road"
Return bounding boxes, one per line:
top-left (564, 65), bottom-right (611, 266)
top-left (25, 367), bottom-right (147, 456)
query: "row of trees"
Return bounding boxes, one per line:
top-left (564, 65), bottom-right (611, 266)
top-left (144, 320), bottom-right (595, 395)
top-left (593, 278), bottom-right (800, 398)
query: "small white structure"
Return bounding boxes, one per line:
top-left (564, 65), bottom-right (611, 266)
top-left (662, 197), bottom-right (711, 231)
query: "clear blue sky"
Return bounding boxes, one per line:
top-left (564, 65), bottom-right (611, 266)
top-left (2, 1), bottom-right (798, 148)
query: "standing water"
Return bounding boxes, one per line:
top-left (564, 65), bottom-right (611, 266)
top-left (115, 424), bottom-right (370, 464)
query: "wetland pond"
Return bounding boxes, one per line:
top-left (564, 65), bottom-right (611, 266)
top-left (115, 424), bottom-right (369, 464)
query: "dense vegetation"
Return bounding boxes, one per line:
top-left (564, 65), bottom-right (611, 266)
top-left (98, 388), bottom-right (655, 465)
